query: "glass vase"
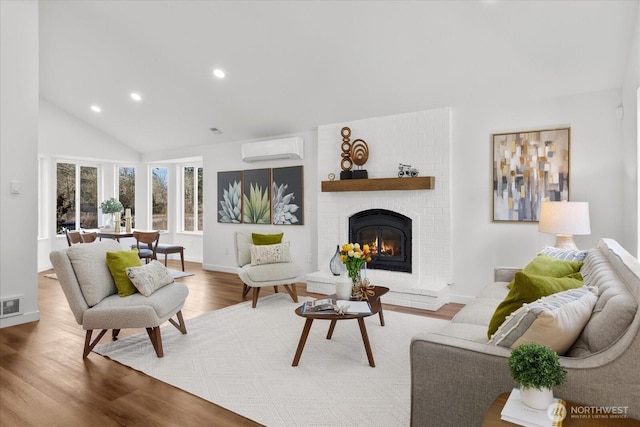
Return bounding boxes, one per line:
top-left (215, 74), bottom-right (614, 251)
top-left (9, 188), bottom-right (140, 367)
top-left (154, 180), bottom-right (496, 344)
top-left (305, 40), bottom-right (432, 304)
top-left (329, 245), bottom-right (342, 276)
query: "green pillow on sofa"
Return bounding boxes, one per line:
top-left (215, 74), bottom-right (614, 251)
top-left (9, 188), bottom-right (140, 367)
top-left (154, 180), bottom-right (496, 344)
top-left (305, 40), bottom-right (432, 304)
top-left (252, 233), bottom-right (283, 245)
top-left (488, 271), bottom-right (584, 338)
top-left (106, 249), bottom-right (142, 297)
top-left (507, 254), bottom-right (583, 288)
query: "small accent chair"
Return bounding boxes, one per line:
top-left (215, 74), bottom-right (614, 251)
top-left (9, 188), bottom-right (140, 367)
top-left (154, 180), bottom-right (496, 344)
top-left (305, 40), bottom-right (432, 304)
top-left (133, 231), bottom-right (160, 264)
top-left (49, 240), bottom-right (188, 358)
top-left (156, 244), bottom-right (185, 271)
top-left (81, 231), bottom-right (98, 243)
top-left (64, 228), bottom-right (83, 246)
top-left (233, 230), bottom-right (302, 308)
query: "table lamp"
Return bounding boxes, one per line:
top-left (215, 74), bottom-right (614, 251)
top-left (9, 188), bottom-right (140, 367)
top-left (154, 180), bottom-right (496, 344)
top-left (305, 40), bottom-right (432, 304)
top-left (538, 201), bottom-right (591, 250)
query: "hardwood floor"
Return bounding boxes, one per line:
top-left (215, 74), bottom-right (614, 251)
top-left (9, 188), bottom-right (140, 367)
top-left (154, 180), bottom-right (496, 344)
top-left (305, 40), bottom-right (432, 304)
top-left (0, 262), bottom-right (463, 427)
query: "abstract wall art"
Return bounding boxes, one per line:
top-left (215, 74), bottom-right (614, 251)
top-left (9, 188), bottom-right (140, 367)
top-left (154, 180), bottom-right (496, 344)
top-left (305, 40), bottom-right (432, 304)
top-left (492, 127), bottom-right (570, 222)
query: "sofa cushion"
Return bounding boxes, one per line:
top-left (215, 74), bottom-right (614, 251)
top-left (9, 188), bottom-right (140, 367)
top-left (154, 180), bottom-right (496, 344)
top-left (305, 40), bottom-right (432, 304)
top-left (488, 271), bottom-right (584, 338)
top-left (241, 262), bottom-right (302, 283)
top-left (508, 254), bottom-right (583, 288)
top-left (489, 286), bottom-right (597, 354)
top-left (250, 242), bottom-right (291, 265)
top-left (539, 245), bottom-right (588, 262)
top-left (106, 250), bottom-right (142, 297)
top-left (67, 240), bottom-right (121, 306)
top-left (568, 245), bottom-right (639, 356)
top-left (126, 260), bottom-right (175, 296)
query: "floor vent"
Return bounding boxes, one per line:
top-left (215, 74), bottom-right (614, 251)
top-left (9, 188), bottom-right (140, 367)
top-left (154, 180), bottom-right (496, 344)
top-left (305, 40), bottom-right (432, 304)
top-left (1, 297), bottom-right (22, 318)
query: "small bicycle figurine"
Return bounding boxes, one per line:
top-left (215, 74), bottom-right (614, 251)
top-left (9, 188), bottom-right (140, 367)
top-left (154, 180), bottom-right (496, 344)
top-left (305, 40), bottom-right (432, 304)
top-left (398, 163), bottom-right (419, 177)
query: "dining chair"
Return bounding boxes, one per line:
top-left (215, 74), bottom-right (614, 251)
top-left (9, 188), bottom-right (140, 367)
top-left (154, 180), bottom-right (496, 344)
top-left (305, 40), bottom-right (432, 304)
top-left (81, 231), bottom-right (98, 243)
top-left (133, 231), bottom-right (160, 264)
top-left (64, 228), bottom-right (83, 246)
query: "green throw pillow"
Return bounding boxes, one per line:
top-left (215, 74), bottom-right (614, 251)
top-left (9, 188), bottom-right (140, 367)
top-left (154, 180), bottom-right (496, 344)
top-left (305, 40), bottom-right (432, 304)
top-left (252, 233), bottom-right (283, 245)
top-left (507, 254), bottom-right (583, 288)
top-left (488, 271), bottom-right (584, 338)
top-left (106, 250), bottom-right (142, 297)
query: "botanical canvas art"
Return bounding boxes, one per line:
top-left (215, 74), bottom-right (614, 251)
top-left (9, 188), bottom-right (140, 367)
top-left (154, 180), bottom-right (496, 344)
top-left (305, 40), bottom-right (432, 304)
top-left (218, 171), bottom-right (242, 223)
top-left (243, 168), bottom-right (271, 224)
top-left (272, 166), bottom-right (303, 225)
top-left (493, 128), bottom-right (570, 222)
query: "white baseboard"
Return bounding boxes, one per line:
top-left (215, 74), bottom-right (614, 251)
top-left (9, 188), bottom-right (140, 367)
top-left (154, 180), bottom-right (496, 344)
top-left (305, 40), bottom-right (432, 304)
top-left (0, 311), bottom-right (40, 328)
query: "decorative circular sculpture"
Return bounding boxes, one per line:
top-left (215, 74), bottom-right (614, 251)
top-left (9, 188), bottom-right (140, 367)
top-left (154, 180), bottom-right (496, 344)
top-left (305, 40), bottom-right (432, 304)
top-left (351, 139), bottom-right (369, 167)
top-left (340, 127), bottom-right (353, 171)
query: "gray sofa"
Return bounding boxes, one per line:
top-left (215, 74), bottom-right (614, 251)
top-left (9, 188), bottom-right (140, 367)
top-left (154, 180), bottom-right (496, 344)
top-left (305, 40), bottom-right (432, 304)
top-left (410, 238), bottom-right (640, 426)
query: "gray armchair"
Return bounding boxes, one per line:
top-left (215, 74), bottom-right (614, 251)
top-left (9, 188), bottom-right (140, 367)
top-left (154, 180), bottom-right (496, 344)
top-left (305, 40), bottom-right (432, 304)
top-left (233, 231), bottom-right (302, 308)
top-left (49, 240), bottom-right (189, 358)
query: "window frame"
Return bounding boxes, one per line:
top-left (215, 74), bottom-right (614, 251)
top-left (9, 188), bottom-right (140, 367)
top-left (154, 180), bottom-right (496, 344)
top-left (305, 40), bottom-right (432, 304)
top-left (53, 158), bottom-right (101, 234)
top-left (179, 163), bottom-right (203, 234)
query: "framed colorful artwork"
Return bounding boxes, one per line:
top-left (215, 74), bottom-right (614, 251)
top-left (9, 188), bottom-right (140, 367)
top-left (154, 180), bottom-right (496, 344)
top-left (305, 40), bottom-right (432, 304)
top-left (217, 170), bottom-right (242, 223)
top-left (492, 127), bottom-right (570, 222)
top-left (272, 165), bottom-right (304, 225)
top-left (243, 168), bottom-right (271, 224)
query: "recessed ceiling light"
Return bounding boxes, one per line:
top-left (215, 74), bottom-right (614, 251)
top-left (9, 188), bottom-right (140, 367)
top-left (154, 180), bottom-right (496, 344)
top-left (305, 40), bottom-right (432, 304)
top-left (130, 92), bottom-right (142, 102)
top-left (213, 68), bottom-right (225, 79)
top-left (91, 105), bottom-right (101, 113)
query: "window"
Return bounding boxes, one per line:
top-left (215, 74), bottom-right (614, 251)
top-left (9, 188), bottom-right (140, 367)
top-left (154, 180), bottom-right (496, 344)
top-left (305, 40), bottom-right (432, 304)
top-left (151, 167), bottom-right (168, 230)
top-left (183, 166), bottom-right (203, 231)
top-left (118, 166), bottom-right (135, 228)
top-left (56, 162), bottom-right (98, 233)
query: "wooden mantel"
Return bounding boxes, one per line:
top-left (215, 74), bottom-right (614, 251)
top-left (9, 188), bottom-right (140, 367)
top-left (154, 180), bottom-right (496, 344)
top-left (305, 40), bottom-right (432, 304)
top-left (321, 176), bottom-right (435, 192)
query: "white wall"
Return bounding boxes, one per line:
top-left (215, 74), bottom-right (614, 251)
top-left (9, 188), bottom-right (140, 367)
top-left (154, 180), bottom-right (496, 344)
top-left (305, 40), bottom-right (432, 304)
top-left (451, 89), bottom-right (625, 301)
top-left (1, 1), bottom-right (40, 327)
top-left (200, 132), bottom-right (318, 275)
top-left (623, 6), bottom-right (640, 255)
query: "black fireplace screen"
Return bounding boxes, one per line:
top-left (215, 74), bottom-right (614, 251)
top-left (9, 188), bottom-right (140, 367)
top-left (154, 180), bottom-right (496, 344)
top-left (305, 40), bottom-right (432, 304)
top-left (349, 209), bottom-right (412, 273)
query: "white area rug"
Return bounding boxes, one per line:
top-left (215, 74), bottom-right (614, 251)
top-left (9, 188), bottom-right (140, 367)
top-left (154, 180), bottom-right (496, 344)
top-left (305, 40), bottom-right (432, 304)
top-left (94, 293), bottom-right (449, 427)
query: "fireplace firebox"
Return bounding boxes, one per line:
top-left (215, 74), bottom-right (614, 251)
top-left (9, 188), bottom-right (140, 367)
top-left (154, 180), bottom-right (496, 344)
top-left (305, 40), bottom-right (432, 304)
top-left (349, 209), bottom-right (412, 273)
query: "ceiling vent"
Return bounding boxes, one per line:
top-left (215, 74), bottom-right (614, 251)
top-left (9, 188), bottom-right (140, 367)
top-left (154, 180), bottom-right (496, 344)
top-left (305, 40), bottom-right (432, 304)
top-left (241, 137), bottom-right (304, 162)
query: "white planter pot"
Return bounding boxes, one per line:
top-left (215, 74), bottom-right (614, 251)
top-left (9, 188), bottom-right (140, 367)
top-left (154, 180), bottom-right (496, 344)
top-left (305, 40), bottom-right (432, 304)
top-left (335, 275), bottom-right (352, 300)
top-left (520, 387), bottom-right (554, 410)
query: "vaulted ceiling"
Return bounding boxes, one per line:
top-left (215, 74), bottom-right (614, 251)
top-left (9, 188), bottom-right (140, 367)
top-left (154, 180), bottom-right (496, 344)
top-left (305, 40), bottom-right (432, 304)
top-left (39, 1), bottom-right (638, 154)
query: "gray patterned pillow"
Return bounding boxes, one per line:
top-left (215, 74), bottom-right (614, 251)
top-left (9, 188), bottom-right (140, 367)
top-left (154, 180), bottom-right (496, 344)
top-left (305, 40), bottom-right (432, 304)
top-left (539, 245), bottom-right (587, 261)
top-left (249, 242), bottom-right (291, 265)
top-left (489, 286), bottom-right (597, 354)
top-left (125, 260), bottom-right (174, 296)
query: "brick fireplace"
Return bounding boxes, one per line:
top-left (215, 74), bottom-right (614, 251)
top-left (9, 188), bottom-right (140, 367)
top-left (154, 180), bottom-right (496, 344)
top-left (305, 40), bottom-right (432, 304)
top-left (306, 108), bottom-right (452, 310)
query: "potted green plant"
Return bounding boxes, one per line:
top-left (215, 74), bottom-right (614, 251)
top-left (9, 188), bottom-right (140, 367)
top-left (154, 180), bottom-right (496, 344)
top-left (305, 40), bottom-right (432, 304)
top-left (100, 198), bottom-right (123, 230)
top-left (508, 343), bottom-right (567, 410)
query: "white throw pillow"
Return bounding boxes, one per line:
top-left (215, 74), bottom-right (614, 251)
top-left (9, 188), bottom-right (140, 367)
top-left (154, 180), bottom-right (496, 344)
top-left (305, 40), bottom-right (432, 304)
top-left (125, 260), bottom-right (175, 296)
top-left (488, 286), bottom-right (597, 354)
top-left (539, 245), bottom-right (588, 262)
top-left (249, 242), bottom-right (291, 265)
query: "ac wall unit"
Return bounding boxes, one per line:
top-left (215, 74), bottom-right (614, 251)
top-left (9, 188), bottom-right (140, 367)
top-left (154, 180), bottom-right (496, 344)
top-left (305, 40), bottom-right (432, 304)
top-left (241, 137), bottom-right (304, 162)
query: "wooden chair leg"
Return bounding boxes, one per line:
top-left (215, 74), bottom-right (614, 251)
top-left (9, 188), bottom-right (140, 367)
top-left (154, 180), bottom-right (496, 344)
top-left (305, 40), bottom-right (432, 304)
top-left (179, 249), bottom-right (185, 272)
top-left (242, 283), bottom-right (251, 298)
top-left (251, 287), bottom-right (261, 308)
top-left (145, 326), bottom-right (164, 358)
top-left (273, 286), bottom-right (279, 293)
top-left (283, 283), bottom-right (298, 303)
top-left (168, 310), bottom-right (187, 335)
top-left (112, 329), bottom-right (121, 340)
top-left (83, 329), bottom-right (108, 358)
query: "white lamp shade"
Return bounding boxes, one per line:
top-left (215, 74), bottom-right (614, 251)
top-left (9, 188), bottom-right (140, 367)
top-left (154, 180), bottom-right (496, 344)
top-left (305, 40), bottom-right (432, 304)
top-left (538, 201), bottom-right (591, 236)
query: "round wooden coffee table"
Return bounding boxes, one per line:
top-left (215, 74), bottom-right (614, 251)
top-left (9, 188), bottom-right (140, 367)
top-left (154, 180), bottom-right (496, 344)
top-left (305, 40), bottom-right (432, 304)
top-left (291, 286), bottom-right (389, 367)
